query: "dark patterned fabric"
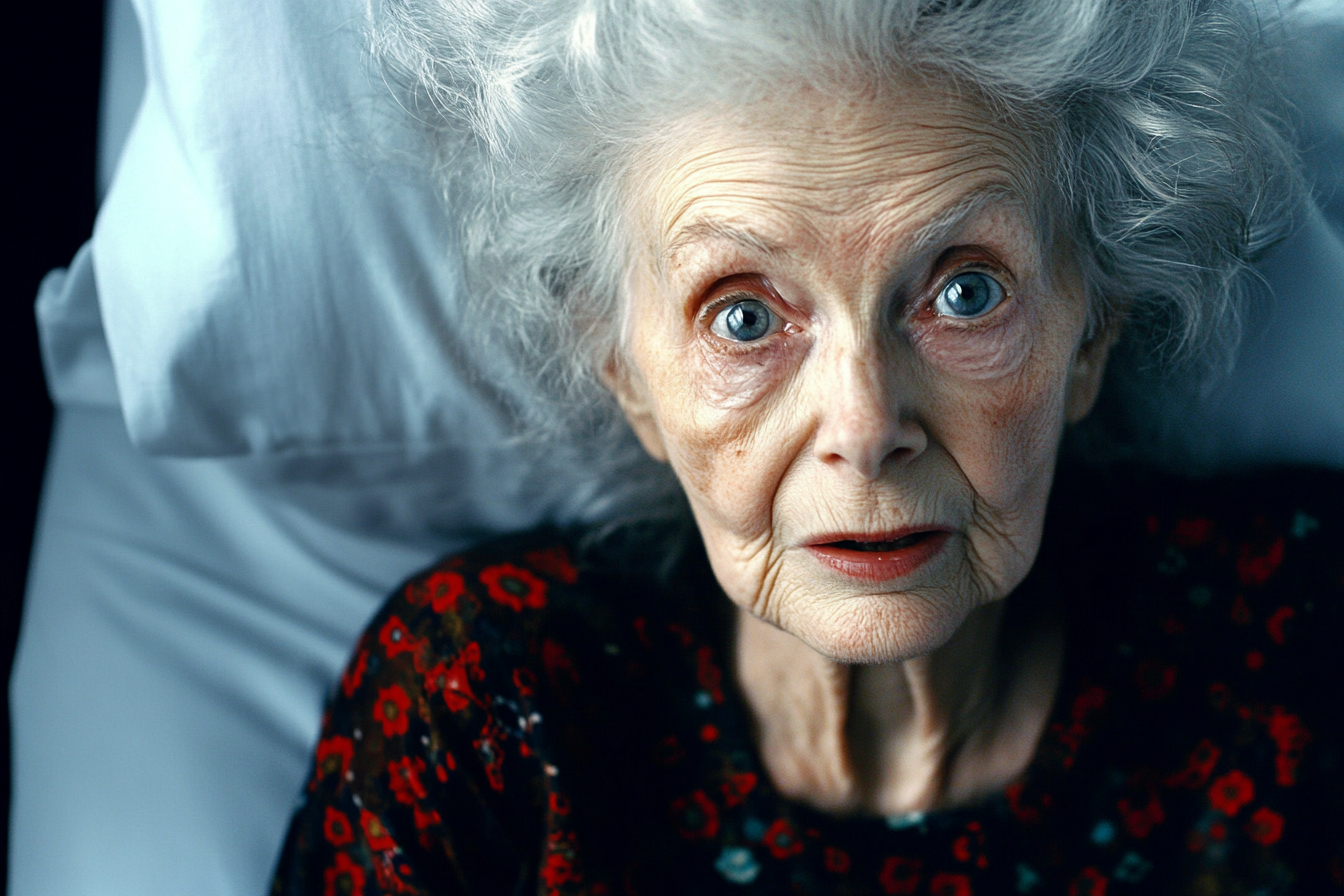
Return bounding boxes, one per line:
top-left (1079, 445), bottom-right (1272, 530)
top-left (272, 467), bottom-right (1343, 895)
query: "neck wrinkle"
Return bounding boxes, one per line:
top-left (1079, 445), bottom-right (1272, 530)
top-left (847, 602), bottom-right (1007, 813)
top-left (735, 600), bottom-right (1011, 816)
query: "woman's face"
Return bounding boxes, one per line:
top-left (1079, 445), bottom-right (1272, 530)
top-left (610, 85), bottom-right (1112, 664)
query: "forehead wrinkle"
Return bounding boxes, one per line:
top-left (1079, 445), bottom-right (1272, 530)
top-left (644, 99), bottom-right (1038, 285)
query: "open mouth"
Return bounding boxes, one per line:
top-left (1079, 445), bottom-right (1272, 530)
top-left (821, 532), bottom-right (938, 552)
top-left (806, 529), bottom-right (951, 581)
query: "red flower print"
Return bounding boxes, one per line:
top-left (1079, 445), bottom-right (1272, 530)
top-left (360, 809), bottom-right (397, 852)
top-left (523, 545), bottom-right (579, 584)
top-left (341, 651), bottom-right (368, 699)
top-left (373, 684), bottom-right (412, 737)
top-left (542, 638), bottom-right (580, 688)
top-left (541, 853), bottom-right (580, 888)
top-left (652, 735), bottom-right (685, 766)
top-left (824, 846), bottom-right (851, 873)
top-left (512, 667), bottom-right (537, 696)
top-left (1230, 594), bottom-right (1252, 624)
top-left (695, 646), bottom-right (725, 704)
top-left (1135, 658), bottom-right (1177, 701)
top-left (474, 725), bottom-right (506, 792)
top-left (387, 756), bottom-right (428, 805)
top-left (412, 805), bottom-right (441, 831)
top-left (1072, 685), bottom-right (1107, 719)
top-left (1237, 537), bottom-right (1285, 586)
top-left (1245, 650), bottom-right (1264, 671)
top-left (378, 616), bottom-right (419, 659)
top-left (315, 735), bottom-right (355, 783)
top-left (700, 723), bottom-right (720, 742)
top-left (1267, 706), bottom-right (1310, 786)
top-left (878, 857), bottom-right (922, 895)
top-left (1068, 866), bottom-right (1108, 896)
top-left (371, 853), bottom-right (412, 894)
top-left (1171, 516), bottom-right (1214, 548)
top-left (424, 642), bottom-right (483, 713)
top-left (929, 871), bottom-right (972, 896)
top-left (324, 852), bottom-right (365, 896)
top-left (721, 771), bottom-right (758, 807)
top-left (1004, 781), bottom-right (1041, 824)
top-left (419, 570), bottom-right (467, 613)
top-left (670, 789), bottom-right (720, 840)
top-left (763, 818), bottom-right (803, 859)
top-left (1265, 606), bottom-right (1295, 645)
top-left (1245, 806), bottom-right (1285, 846)
top-left (1275, 753), bottom-right (1300, 788)
top-left (323, 806), bottom-right (355, 847)
top-left (665, 622), bottom-right (695, 648)
top-left (479, 563), bottom-right (547, 612)
top-left (549, 792), bottom-right (571, 815)
top-left (1118, 791), bottom-right (1166, 838)
top-left (1166, 739), bottom-right (1221, 789)
top-left (1208, 770), bottom-right (1255, 816)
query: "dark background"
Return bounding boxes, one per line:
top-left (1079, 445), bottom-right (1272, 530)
top-left (3, 1), bottom-right (105, 883)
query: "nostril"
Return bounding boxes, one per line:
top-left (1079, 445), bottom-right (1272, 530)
top-left (814, 410), bottom-right (926, 479)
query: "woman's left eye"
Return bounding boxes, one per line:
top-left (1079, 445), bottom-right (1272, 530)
top-left (710, 298), bottom-right (776, 342)
top-left (933, 272), bottom-right (1005, 319)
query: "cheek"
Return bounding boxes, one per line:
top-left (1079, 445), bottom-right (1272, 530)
top-left (914, 302), bottom-right (1070, 509)
top-left (648, 339), bottom-right (810, 535)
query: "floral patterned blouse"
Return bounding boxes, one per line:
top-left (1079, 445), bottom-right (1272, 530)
top-left (272, 466), bottom-right (1343, 895)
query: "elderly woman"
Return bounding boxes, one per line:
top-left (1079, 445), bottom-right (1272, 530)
top-left (273, 0), bottom-right (1341, 893)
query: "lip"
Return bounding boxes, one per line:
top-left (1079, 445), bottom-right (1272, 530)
top-left (805, 528), bottom-right (953, 583)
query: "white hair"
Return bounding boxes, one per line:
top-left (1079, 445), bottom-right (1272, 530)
top-left (372, 0), bottom-right (1304, 483)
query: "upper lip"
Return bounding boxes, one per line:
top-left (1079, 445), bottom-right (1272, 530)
top-left (805, 526), bottom-right (953, 547)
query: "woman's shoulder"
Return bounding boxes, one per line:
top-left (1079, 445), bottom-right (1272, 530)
top-left (1050, 463), bottom-right (1343, 688)
top-left (1049, 463), bottom-right (1343, 614)
top-left (275, 526), bottom-right (696, 893)
top-left (342, 526), bottom-right (648, 708)
top-left (1033, 465), bottom-right (1344, 888)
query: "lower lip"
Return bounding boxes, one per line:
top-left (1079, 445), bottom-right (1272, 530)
top-left (806, 532), bottom-right (951, 582)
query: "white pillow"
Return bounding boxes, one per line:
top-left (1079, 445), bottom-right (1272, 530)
top-left (93, 0), bottom-right (510, 459)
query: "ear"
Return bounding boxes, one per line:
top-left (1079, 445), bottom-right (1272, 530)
top-left (600, 352), bottom-right (670, 462)
top-left (1064, 318), bottom-right (1123, 425)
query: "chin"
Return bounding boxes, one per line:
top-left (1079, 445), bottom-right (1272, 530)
top-left (774, 581), bottom-right (983, 666)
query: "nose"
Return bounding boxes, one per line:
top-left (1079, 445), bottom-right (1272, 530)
top-left (812, 346), bottom-right (927, 479)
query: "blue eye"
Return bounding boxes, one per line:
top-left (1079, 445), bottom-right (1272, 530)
top-left (711, 299), bottom-right (774, 342)
top-left (934, 272), bottom-right (1005, 319)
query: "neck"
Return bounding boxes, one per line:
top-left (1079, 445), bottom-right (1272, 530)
top-left (734, 597), bottom-right (1062, 815)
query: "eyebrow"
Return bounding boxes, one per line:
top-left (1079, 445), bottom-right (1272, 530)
top-left (658, 185), bottom-right (1020, 277)
top-left (660, 217), bottom-right (790, 273)
top-left (902, 186), bottom-right (1017, 262)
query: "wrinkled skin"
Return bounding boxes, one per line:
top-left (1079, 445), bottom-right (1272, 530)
top-left (607, 84), bottom-right (1116, 812)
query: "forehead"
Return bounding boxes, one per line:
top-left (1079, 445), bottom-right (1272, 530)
top-left (635, 84), bottom-right (1041, 275)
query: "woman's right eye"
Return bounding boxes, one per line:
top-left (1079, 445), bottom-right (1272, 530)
top-left (710, 298), bottom-right (775, 342)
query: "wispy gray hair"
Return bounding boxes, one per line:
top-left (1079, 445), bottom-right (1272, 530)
top-left (372, 0), bottom-right (1304, 488)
